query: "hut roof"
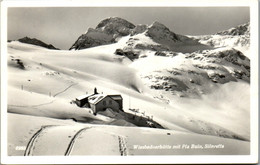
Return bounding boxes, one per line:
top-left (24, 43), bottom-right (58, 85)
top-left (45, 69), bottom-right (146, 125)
top-left (76, 94), bottom-right (93, 100)
top-left (88, 94), bottom-right (123, 105)
top-left (88, 94), bottom-right (106, 104)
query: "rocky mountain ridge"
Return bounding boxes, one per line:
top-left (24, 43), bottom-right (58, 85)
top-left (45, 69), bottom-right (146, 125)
top-left (16, 37), bottom-right (60, 50)
top-left (216, 22), bottom-right (250, 36)
top-left (191, 23), bottom-right (250, 56)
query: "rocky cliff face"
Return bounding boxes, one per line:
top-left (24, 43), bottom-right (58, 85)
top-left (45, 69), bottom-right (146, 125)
top-left (17, 37), bottom-right (59, 50)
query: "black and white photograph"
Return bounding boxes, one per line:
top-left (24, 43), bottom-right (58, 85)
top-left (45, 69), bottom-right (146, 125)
top-left (1, 0), bottom-right (258, 164)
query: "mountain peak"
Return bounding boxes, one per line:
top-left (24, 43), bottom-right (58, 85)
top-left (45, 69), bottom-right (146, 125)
top-left (146, 21), bottom-right (179, 42)
top-left (149, 21), bottom-right (168, 29)
top-left (96, 17), bottom-right (135, 29)
top-left (70, 17), bottom-right (136, 50)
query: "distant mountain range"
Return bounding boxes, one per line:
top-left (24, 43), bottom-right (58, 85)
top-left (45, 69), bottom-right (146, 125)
top-left (11, 18), bottom-right (250, 53)
top-left (69, 17), bottom-right (250, 52)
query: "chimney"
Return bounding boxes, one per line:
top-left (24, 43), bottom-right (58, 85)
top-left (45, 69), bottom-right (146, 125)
top-left (94, 87), bottom-right (98, 94)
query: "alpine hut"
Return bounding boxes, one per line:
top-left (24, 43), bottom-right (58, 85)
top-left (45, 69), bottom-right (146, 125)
top-left (88, 94), bottom-right (123, 115)
top-left (75, 88), bottom-right (123, 115)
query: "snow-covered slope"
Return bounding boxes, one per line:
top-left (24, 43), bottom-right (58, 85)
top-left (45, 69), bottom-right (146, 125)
top-left (131, 47), bottom-right (249, 97)
top-left (9, 113), bottom-right (249, 156)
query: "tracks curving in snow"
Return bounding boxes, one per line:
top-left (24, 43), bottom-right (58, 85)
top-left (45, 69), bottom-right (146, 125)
top-left (64, 127), bottom-right (90, 156)
top-left (53, 83), bottom-right (78, 97)
top-left (118, 136), bottom-right (128, 156)
top-left (9, 82), bottom-right (77, 109)
top-left (24, 125), bottom-right (56, 156)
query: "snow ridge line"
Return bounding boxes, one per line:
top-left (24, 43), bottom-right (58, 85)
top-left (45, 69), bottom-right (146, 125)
top-left (118, 136), bottom-right (128, 156)
top-left (64, 127), bottom-right (90, 156)
top-left (24, 125), bottom-right (55, 156)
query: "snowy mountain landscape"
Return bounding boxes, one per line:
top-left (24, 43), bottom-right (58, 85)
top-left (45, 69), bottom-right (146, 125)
top-left (7, 17), bottom-right (250, 156)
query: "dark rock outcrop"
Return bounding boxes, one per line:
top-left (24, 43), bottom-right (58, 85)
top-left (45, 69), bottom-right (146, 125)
top-left (18, 37), bottom-right (59, 50)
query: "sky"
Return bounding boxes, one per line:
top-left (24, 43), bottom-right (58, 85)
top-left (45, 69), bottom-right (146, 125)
top-left (8, 7), bottom-right (250, 50)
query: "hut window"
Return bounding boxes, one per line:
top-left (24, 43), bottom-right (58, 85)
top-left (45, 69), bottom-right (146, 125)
top-left (109, 100), bottom-right (112, 105)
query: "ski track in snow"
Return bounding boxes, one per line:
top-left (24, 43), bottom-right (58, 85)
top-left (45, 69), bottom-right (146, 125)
top-left (53, 83), bottom-right (78, 97)
top-left (9, 82), bottom-right (78, 108)
top-left (64, 127), bottom-right (91, 156)
top-left (118, 136), bottom-right (128, 156)
top-left (24, 125), bottom-right (56, 156)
